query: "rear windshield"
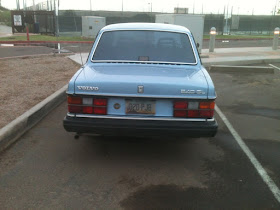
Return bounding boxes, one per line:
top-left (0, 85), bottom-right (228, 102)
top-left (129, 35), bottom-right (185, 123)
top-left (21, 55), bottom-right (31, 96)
top-left (92, 30), bottom-right (196, 64)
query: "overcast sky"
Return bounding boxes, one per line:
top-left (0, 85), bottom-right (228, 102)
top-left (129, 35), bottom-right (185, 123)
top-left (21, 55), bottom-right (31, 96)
top-left (2, 0), bottom-right (279, 15)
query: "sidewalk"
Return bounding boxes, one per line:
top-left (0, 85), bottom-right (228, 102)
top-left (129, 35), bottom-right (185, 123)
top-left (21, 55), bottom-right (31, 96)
top-left (201, 47), bottom-right (280, 67)
top-left (0, 25), bottom-right (12, 37)
top-left (69, 47), bottom-right (280, 66)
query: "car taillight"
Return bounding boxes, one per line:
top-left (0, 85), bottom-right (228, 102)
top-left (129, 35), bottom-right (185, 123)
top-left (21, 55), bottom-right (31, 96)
top-left (82, 106), bottom-right (93, 114)
top-left (93, 107), bottom-right (107, 115)
top-left (174, 101), bottom-right (188, 109)
top-left (199, 101), bottom-right (215, 109)
top-left (199, 110), bottom-right (214, 118)
top-left (68, 96), bottom-right (83, 113)
top-left (68, 96), bottom-right (82, 104)
top-left (93, 99), bottom-right (107, 115)
top-left (173, 101), bottom-right (188, 117)
top-left (67, 96), bottom-right (107, 115)
top-left (173, 100), bottom-right (215, 118)
top-left (94, 99), bottom-right (107, 106)
top-left (68, 105), bottom-right (82, 113)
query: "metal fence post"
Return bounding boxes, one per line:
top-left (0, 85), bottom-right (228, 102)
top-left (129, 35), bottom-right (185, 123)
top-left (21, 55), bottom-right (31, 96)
top-left (209, 27), bottom-right (216, 52)
top-left (272, 27), bottom-right (279, 50)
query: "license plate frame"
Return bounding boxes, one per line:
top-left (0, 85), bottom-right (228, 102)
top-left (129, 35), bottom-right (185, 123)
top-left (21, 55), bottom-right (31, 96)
top-left (125, 99), bottom-right (156, 115)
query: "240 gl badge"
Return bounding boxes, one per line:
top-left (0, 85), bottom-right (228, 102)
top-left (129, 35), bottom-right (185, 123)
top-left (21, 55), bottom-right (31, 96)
top-left (181, 89), bottom-right (205, 94)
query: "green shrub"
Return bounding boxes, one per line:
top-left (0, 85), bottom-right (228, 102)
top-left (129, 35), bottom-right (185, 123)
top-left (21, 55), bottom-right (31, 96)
top-left (0, 10), bottom-right (11, 26)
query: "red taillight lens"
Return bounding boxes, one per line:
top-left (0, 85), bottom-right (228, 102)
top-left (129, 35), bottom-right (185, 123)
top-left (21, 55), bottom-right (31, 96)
top-left (82, 106), bottom-right (93, 114)
top-left (68, 96), bottom-right (82, 104)
top-left (93, 107), bottom-right (107, 115)
top-left (68, 105), bottom-right (82, 113)
top-left (93, 98), bottom-right (107, 115)
top-left (174, 101), bottom-right (188, 109)
top-left (94, 99), bottom-right (107, 106)
top-left (174, 110), bottom-right (187, 117)
top-left (200, 110), bottom-right (214, 118)
top-left (188, 110), bottom-right (200, 118)
top-left (199, 101), bottom-right (215, 109)
top-left (174, 100), bottom-right (215, 118)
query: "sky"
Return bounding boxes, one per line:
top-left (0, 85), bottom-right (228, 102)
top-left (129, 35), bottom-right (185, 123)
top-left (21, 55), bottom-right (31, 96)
top-left (1, 0), bottom-right (279, 15)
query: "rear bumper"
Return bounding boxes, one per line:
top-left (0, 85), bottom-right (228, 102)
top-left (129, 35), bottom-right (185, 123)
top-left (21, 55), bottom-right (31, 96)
top-left (63, 115), bottom-right (218, 137)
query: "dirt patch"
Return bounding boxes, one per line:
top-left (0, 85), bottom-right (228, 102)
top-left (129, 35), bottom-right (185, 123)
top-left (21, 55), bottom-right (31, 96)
top-left (0, 55), bottom-right (80, 128)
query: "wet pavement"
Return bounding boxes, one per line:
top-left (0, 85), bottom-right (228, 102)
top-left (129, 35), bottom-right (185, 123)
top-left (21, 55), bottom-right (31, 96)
top-left (0, 63), bottom-right (279, 209)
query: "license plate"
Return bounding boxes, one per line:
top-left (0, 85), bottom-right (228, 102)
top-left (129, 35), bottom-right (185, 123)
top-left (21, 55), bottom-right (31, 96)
top-left (125, 100), bottom-right (155, 115)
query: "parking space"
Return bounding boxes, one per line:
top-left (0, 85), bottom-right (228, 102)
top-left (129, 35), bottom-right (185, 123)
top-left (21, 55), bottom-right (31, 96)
top-left (210, 63), bottom-right (280, 189)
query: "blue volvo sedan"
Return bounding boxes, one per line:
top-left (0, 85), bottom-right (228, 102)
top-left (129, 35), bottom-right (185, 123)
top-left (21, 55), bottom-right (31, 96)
top-left (63, 23), bottom-right (218, 137)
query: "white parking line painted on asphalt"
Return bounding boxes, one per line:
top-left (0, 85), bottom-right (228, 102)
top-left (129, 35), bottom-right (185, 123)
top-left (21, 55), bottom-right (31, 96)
top-left (269, 64), bottom-right (280, 71)
top-left (215, 105), bottom-right (280, 203)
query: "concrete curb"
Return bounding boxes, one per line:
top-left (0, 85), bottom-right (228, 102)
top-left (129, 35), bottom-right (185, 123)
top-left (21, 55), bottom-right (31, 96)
top-left (0, 85), bottom-right (67, 153)
top-left (209, 65), bottom-right (274, 74)
top-left (0, 53), bottom-right (74, 60)
top-left (202, 57), bottom-right (280, 67)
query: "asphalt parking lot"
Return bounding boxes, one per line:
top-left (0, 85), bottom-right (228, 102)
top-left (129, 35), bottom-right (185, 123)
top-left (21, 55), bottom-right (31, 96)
top-left (0, 64), bottom-right (279, 209)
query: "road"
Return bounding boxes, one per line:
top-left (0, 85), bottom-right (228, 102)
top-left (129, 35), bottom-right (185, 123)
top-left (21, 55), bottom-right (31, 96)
top-left (0, 64), bottom-right (279, 209)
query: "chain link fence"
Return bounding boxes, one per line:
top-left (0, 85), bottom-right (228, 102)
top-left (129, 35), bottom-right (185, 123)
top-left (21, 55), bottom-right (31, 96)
top-left (229, 15), bottom-right (280, 35)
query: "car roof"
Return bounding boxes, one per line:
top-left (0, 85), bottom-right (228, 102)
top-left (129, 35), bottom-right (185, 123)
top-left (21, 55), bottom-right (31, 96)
top-left (100, 23), bottom-right (192, 34)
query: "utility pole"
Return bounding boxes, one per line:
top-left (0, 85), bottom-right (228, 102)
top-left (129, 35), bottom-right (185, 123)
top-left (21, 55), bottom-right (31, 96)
top-left (148, 2), bottom-right (152, 13)
top-left (193, 0), bottom-right (195, 14)
top-left (23, 0), bottom-right (26, 10)
top-left (54, 0), bottom-right (59, 36)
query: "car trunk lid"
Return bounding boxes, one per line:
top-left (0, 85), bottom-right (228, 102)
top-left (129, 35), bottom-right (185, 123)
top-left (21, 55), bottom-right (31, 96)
top-left (74, 63), bottom-right (209, 99)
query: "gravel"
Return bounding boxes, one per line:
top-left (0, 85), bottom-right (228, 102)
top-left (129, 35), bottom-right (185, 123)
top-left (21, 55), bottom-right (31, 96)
top-left (0, 55), bottom-right (80, 128)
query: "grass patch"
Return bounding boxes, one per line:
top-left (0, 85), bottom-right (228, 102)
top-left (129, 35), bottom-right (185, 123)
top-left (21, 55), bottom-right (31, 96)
top-left (0, 35), bottom-right (94, 42)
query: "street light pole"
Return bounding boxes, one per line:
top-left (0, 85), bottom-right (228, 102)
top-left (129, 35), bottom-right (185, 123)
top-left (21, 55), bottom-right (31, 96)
top-left (148, 2), bottom-right (152, 13)
top-left (54, 0), bottom-right (59, 36)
